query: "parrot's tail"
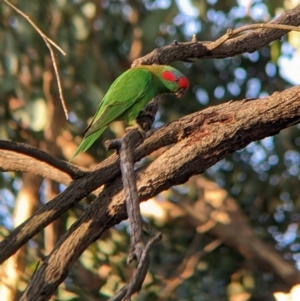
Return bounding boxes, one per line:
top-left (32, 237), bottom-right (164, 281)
top-left (69, 127), bottom-right (106, 161)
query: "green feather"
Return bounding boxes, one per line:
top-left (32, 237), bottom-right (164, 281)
top-left (83, 68), bottom-right (152, 137)
top-left (70, 127), bottom-right (106, 160)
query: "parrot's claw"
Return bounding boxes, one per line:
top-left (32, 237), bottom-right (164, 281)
top-left (125, 125), bottom-right (146, 141)
top-left (136, 109), bottom-right (156, 132)
top-left (139, 110), bottom-right (155, 119)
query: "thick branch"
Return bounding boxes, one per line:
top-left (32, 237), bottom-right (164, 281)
top-left (1, 86), bottom-right (300, 265)
top-left (1, 87), bottom-right (300, 266)
top-left (19, 86), bottom-right (300, 300)
top-left (0, 98), bottom-right (161, 187)
top-left (132, 5), bottom-right (300, 66)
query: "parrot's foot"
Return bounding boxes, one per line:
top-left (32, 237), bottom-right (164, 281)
top-left (125, 125), bottom-right (146, 140)
top-left (106, 123), bottom-right (145, 150)
top-left (138, 109), bottom-right (155, 119)
top-left (136, 109), bottom-right (156, 132)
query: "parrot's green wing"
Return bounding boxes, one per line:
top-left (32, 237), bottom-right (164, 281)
top-left (84, 68), bottom-right (152, 137)
top-left (70, 68), bottom-right (152, 160)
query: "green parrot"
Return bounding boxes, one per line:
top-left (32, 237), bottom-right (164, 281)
top-left (71, 64), bottom-right (189, 159)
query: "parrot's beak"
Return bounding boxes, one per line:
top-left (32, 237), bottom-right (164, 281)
top-left (176, 88), bottom-right (186, 98)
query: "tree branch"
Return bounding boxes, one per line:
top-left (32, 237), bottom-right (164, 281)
top-left (132, 5), bottom-right (300, 66)
top-left (109, 232), bottom-right (162, 301)
top-left (18, 85), bottom-right (300, 300)
top-left (1, 86), bottom-right (300, 267)
top-left (1, 4), bottom-right (300, 300)
top-left (107, 129), bottom-right (162, 300)
top-left (109, 131), bottom-right (144, 264)
top-left (0, 140), bottom-right (85, 183)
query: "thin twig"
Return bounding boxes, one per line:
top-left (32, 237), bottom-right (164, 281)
top-left (208, 23), bottom-right (300, 51)
top-left (3, 0), bottom-right (66, 55)
top-left (234, 23), bottom-right (300, 34)
top-left (3, 0), bottom-right (69, 119)
top-left (43, 38), bottom-right (69, 120)
top-left (207, 28), bottom-right (234, 51)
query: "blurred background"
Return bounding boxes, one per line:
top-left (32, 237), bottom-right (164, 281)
top-left (1, 0), bottom-right (300, 300)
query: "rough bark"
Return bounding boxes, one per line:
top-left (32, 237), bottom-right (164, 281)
top-left (13, 85), bottom-right (300, 300)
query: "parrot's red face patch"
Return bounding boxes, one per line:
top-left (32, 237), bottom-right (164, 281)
top-left (162, 71), bottom-right (189, 89)
top-left (162, 70), bottom-right (177, 82)
top-left (162, 70), bottom-right (189, 98)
